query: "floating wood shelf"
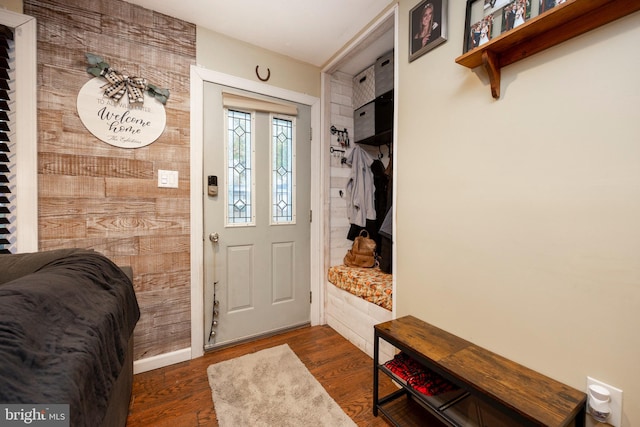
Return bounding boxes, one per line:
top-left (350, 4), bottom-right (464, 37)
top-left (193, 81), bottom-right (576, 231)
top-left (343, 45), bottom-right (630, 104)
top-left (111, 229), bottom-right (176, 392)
top-left (455, 0), bottom-right (640, 99)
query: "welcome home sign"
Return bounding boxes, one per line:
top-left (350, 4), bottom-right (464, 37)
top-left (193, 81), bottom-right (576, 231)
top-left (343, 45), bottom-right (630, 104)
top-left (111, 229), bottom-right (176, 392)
top-left (76, 53), bottom-right (169, 149)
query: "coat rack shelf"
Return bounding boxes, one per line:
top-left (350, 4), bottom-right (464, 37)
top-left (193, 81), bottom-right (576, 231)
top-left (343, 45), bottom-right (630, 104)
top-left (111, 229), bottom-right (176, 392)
top-left (455, 0), bottom-right (640, 99)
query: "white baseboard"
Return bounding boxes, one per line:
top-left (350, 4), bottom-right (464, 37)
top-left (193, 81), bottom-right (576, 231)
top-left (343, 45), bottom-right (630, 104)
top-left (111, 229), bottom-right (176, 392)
top-left (133, 347), bottom-right (191, 374)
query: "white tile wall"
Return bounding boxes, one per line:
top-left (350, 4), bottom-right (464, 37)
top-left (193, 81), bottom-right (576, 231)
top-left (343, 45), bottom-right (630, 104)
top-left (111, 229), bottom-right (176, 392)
top-left (329, 71), bottom-right (355, 265)
top-left (328, 70), bottom-right (391, 265)
top-left (326, 71), bottom-right (395, 362)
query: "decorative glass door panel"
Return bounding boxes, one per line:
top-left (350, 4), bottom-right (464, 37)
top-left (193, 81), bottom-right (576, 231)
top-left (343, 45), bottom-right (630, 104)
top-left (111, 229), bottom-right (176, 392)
top-left (271, 115), bottom-right (296, 225)
top-left (226, 109), bottom-right (255, 226)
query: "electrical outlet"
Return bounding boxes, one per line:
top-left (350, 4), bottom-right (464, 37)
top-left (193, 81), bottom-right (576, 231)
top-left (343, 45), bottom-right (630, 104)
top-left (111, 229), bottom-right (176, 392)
top-left (587, 376), bottom-right (623, 427)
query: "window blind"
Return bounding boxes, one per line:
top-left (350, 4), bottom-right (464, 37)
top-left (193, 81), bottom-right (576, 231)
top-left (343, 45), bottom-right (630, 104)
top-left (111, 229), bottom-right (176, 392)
top-left (0, 24), bottom-right (14, 254)
top-left (222, 92), bottom-right (298, 116)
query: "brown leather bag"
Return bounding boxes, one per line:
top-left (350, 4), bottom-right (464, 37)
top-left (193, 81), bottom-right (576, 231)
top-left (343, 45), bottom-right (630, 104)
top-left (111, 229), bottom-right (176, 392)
top-left (344, 230), bottom-right (377, 268)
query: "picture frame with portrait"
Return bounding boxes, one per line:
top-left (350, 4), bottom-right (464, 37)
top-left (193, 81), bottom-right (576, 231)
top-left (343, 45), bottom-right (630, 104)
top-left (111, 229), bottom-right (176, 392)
top-left (409, 0), bottom-right (448, 62)
top-left (463, 0), bottom-right (550, 53)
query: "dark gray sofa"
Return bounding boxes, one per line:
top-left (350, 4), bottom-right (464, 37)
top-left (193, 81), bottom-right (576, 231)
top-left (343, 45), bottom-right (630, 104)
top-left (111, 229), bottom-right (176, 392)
top-left (0, 249), bottom-right (140, 427)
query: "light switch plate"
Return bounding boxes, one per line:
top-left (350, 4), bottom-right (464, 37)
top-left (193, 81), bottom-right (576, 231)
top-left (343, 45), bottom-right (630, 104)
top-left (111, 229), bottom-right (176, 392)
top-left (158, 169), bottom-right (179, 188)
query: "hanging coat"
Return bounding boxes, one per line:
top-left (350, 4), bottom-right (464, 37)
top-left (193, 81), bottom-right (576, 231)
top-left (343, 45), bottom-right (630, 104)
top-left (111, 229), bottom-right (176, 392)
top-left (347, 159), bottom-right (388, 242)
top-left (345, 145), bottom-right (376, 228)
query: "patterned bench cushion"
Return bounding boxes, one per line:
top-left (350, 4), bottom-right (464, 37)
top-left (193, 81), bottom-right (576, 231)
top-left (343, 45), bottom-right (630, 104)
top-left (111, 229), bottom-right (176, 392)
top-left (328, 264), bottom-right (392, 311)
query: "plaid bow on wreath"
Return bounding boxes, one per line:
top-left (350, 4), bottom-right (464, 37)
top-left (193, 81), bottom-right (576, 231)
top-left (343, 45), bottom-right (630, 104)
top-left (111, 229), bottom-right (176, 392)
top-left (85, 53), bottom-right (170, 105)
top-left (102, 69), bottom-right (147, 104)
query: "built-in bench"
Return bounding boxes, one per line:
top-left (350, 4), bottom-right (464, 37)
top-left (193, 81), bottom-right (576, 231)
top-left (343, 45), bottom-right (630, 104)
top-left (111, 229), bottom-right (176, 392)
top-left (326, 265), bottom-right (393, 359)
top-left (327, 264), bottom-right (392, 310)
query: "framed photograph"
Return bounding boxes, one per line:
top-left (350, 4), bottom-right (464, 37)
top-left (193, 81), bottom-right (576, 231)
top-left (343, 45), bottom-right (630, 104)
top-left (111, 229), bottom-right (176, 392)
top-left (463, 0), bottom-right (539, 53)
top-left (409, 0), bottom-right (448, 62)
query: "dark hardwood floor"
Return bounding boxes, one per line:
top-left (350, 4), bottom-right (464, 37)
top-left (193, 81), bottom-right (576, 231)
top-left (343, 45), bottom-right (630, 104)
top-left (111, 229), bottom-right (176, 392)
top-left (128, 325), bottom-right (413, 426)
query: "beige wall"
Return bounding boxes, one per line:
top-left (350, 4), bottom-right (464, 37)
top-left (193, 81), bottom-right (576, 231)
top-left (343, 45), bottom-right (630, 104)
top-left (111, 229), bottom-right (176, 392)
top-left (0, 0), bottom-right (21, 13)
top-left (196, 27), bottom-right (320, 97)
top-left (396, 1), bottom-right (640, 425)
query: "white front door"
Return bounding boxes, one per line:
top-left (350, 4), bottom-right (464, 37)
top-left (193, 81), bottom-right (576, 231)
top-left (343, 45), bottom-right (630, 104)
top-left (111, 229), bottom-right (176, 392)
top-left (203, 82), bottom-right (311, 349)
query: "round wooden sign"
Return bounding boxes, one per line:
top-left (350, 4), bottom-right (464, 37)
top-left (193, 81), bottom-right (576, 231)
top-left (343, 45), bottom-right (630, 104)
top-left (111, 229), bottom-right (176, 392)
top-left (77, 77), bottom-right (166, 148)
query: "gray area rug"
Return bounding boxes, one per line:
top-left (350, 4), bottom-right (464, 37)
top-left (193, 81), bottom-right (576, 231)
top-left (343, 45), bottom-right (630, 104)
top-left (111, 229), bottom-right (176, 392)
top-left (207, 344), bottom-right (357, 427)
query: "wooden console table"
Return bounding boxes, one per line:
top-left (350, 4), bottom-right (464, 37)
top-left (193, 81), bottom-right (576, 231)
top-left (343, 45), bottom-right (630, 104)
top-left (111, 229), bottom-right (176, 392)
top-left (373, 316), bottom-right (586, 426)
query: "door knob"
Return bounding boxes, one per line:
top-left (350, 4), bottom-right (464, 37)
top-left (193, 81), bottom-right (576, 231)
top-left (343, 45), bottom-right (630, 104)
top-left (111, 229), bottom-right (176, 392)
top-left (209, 232), bottom-right (219, 243)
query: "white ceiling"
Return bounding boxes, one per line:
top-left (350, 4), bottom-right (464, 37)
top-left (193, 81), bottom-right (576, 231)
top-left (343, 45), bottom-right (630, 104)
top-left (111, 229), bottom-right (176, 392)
top-left (123, 0), bottom-right (394, 69)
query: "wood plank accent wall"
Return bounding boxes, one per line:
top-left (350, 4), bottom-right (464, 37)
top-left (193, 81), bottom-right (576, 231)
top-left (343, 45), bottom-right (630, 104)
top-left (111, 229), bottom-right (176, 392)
top-left (24, 0), bottom-right (196, 360)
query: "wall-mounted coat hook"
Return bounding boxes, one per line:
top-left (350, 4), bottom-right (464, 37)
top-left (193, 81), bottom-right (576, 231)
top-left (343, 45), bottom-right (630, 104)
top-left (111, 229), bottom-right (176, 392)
top-left (330, 146), bottom-right (348, 165)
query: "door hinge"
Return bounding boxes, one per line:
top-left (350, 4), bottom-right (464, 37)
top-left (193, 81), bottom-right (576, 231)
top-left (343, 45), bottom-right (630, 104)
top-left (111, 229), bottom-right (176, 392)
top-left (309, 210), bottom-right (312, 223)
top-left (310, 127), bottom-right (312, 142)
top-left (310, 291), bottom-right (312, 304)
